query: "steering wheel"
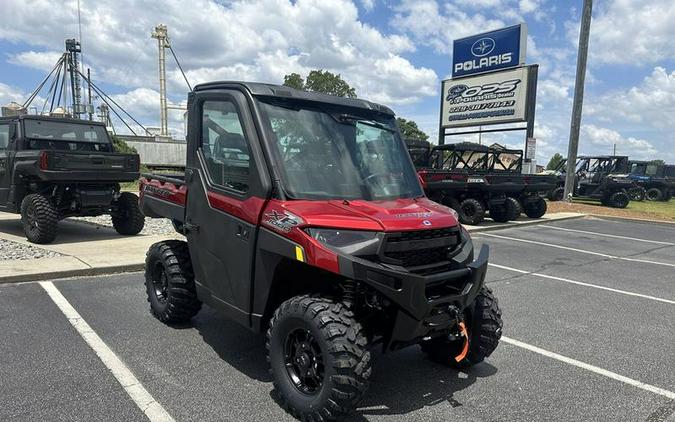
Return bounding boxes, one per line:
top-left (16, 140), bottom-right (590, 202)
top-left (361, 172), bottom-right (395, 184)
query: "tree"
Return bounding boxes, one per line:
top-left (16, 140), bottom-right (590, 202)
top-left (282, 70), bottom-right (357, 98)
top-left (649, 159), bottom-right (666, 166)
top-left (546, 153), bottom-right (564, 170)
top-left (111, 135), bottom-right (138, 154)
top-left (283, 73), bottom-right (304, 90)
top-left (396, 118), bottom-right (429, 141)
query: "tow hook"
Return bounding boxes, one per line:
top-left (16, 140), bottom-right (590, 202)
top-left (453, 321), bottom-right (469, 363)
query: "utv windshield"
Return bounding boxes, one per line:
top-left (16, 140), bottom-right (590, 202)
top-left (23, 119), bottom-right (112, 152)
top-left (260, 100), bottom-right (422, 200)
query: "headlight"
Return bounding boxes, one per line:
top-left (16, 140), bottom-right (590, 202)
top-left (305, 228), bottom-right (380, 255)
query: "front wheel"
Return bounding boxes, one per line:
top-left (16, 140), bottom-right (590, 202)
top-left (267, 296), bottom-right (371, 421)
top-left (458, 198), bottom-right (485, 225)
top-left (112, 192), bottom-right (145, 235)
top-left (421, 287), bottom-right (503, 368)
top-left (20, 193), bottom-right (59, 244)
top-left (608, 191), bottom-right (630, 208)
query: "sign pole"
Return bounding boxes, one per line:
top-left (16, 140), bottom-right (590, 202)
top-left (564, 0), bottom-right (593, 201)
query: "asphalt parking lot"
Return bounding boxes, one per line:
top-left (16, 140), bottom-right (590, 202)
top-left (1, 216), bottom-right (673, 422)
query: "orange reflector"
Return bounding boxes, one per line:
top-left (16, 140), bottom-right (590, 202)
top-left (454, 321), bottom-right (469, 362)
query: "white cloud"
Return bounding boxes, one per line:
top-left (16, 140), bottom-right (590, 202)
top-left (8, 51), bottom-right (65, 73)
top-left (587, 67), bottom-right (675, 128)
top-left (391, 0), bottom-right (507, 55)
top-left (580, 124), bottom-right (657, 159)
top-left (0, 0), bottom-right (434, 114)
top-left (0, 83), bottom-right (26, 105)
top-left (567, 0), bottom-right (675, 65)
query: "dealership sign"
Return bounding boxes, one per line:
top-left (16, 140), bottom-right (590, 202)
top-left (452, 24), bottom-right (527, 78)
top-left (441, 65), bottom-right (537, 129)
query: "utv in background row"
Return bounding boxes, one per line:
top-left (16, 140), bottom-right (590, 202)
top-left (0, 115), bottom-right (144, 243)
top-left (546, 155), bottom-right (634, 208)
top-left (406, 140), bottom-right (554, 225)
top-left (627, 161), bottom-right (673, 201)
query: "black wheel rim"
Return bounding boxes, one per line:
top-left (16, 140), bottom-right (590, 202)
top-left (151, 263), bottom-right (169, 303)
top-left (462, 203), bottom-right (476, 217)
top-left (25, 205), bottom-right (39, 232)
top-left (284, 327), bottom-right (324, 395)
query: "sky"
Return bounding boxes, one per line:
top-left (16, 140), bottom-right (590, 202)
top-left (1, 0), bottom-right (674, 164)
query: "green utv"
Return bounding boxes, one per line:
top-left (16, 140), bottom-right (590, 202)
top-left (0, 115), bottom-right (144, 243)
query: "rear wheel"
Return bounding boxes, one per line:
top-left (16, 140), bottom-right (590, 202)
top-left (145, 240), bottom-right (201, 323)
top-left (664, 189), bottom-right (673, 201)
top-left (20, 194), bottom-right (59, 244)
top-left (523, 197), bottom-right (547, 218)
top-left (267, 296), bottom-right (371, 421)
top-left (646, 188), bottom-right (663, 201)
top-left (608, 191), bottom-right (630, 208)
top-left (548, 187), bottom-right (564, 201)
top-left (112, 192), bottom-right (145, 235)
top-left (421, 287), bottom-right (503, 367)
top-left (505, 196), bottom-right (522, 221)
top-left (488, 204), bottom-right (509, 223)
top-left (458, 198), bottom-right (485, 225)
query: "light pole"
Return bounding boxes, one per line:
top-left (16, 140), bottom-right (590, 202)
top-left (564, 0), bottom-right (593, 201)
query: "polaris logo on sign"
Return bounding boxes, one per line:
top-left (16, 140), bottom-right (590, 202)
top-left (452, 24), bottom-right (527, 78)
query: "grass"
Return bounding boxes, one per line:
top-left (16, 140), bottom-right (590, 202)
top-left (548, 198), bottom-right (675, 222)
top-left (625, 200), bottom-right (675, 219)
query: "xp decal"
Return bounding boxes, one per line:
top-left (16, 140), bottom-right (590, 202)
top-left (263, 210), bottom-right (302, 233)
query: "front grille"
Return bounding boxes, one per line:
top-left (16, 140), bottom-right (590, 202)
top-left (381, 227), bottom-right (460, 272)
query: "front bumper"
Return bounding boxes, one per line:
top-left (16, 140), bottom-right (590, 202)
top-left (337, 243), bottom-right (489, 351)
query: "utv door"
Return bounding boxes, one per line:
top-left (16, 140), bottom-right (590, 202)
top-left (185, 92), bottom-right (270, 325)
top-left (0, 123), bottom-right (11, 204)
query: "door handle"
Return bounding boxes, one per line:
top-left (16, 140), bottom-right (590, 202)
top-left (236, 224), bottom-right (250, 241)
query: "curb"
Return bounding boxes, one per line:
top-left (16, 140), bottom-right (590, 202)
top-left (587, 214), bottom-right (675, 227)
top-left (0, 263), bottom-right (144, 285)
top-left (0, 213), bottom-right (586, 285)
top-left (467, 213), bottom-right (586, 233)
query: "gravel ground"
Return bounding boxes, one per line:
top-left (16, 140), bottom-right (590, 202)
top-left (68, 216), bottom-right (176, 236)
top-left (0, 239), bottom-right (63, 260)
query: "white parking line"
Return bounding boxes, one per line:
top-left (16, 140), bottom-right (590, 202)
top-left (489, 263), bottom-right (675, 305)
top-left (501, 336), bottom-right (675, 400)
top-left (40, 282), bottom-right (174, 422)
top-left (538, 225), bottom-right (675, 246)
top-left (479, 232), bottom-right (675, 268)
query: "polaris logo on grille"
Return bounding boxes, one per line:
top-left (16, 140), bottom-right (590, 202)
top-left (422, 220), bottom-right (432, 226)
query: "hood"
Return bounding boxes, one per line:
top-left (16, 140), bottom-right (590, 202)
top-left (275, 197), bottom-right (459, 232)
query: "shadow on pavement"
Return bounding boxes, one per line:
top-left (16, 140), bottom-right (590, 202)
top-left (193, 307), bottom-right (272, 382)
top-left (194, 306), bottom-right (497, 421)
top-left (0, 217), bottom-right (131, 245)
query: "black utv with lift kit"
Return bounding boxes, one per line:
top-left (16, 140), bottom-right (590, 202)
top-left (0, 115), bottom-right (144, 243)
top-left (140, 82), bottom-right (503, 421)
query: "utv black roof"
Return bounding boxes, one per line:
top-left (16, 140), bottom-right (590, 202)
top-left (432, 142), bottom-right (490, 152)
top-left (0, 114), bottom-right (107, 127)
top-left (194, 81), bottom-right (395, 116)
top-left (577, 155), bottom-right (629, 160)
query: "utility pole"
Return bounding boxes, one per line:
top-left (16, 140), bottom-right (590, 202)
top-left (151, 24), bottom-right (169, 137)
top-left (564, 0), bottom-right (593, 201)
